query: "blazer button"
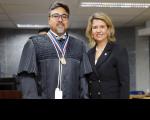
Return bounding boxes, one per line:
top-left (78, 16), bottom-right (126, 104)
top-left (89, 92), bottom-right (92, 96)
top-left (98, 80), bottom-right (101, 83)
top-left (98, 92), bottom-right (101, 95)
top-left (89, 81), bottom-right (92, 84)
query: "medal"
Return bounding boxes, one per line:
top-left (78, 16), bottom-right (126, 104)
top-left (60, 57), bottom-right (66, 64)
top-left (55, 88), bottom-right (63, 99)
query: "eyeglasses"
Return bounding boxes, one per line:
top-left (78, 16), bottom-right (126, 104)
top-left (49, 13), bottom-right (69, 21)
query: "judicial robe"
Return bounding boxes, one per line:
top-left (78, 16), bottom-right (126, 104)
top-left (18, 34), bottom-right (92, 99)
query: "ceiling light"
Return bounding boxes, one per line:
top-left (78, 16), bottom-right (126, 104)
top-left (17, 24), bottom-right (49, 28)
top-left (80, 2), bottom-right (150, 8)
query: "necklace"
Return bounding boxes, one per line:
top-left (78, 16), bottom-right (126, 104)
top-left (95, 46), bottom-right (104, 60)
top-left (96, 47), bottom-right (104, 52)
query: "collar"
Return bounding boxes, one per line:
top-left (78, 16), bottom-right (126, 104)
top-left (50, 30), bottom-right (67, 40)
top-left (95, 42), bottom-right (113, 52)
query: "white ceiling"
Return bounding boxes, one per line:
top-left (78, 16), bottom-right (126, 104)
top-left (0, 0), bottom-right (150, 29)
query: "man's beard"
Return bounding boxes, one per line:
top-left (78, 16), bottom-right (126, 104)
top-left (56, 25), bottom-right (65, 34)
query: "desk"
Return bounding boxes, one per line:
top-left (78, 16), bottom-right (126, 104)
top-left (0, 77), bottom-right (22, 99)
top-left (130, 95), bottom-right (150, 99)
top-left (142, 95), bottom-right (150, 99)
top-left (0, 90), bottom-right (22, 99)
top-left (0, 77), bottom-right (17, 90)
top-left (130, 95), bottom-right (145, 99)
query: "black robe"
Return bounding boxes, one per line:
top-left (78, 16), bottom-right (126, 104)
top-left (18, 34), bottom-right (92, 99)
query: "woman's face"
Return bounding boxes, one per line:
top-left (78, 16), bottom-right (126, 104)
top-left (91, 19), bottom-right (109, 43)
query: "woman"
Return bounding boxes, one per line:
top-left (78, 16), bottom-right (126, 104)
top-left (86, 12), bottom-right (129, 99)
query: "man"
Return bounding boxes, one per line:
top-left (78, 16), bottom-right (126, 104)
top-left (18, 2), bottom-right (92, 99)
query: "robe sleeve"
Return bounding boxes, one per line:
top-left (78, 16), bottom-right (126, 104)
top-left (17, 39), bottom-right (40, 99)
top-left (80, 42), bottom-right (92, 99)
top-left (18, 39), bottom-right (38, 75)
top-left (18, 75), bottom-right (40, 99)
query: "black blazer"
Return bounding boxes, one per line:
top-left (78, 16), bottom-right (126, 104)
top-left (87, 42), bottom-right (129, 99)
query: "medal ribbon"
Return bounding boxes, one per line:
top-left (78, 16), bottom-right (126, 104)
top-left (47, 31), bottom-right (69, 57)
top-left (47, 31), bottom-right (69, 93)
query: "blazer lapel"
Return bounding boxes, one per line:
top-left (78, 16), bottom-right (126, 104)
top-left (88, 47), bottom-right (96, 68)
top-left (95, 42), bottom-right (114, 68)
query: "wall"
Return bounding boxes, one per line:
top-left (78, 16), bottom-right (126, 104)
top-left (135, 27), bottom-right (150, 91)
top-left (0, 29), bottom-right (37, 77)
top-left (116, 27), bottom-right (136, 91)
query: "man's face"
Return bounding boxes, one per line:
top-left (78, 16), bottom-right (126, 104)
top-left (48, 7), bottom-right (69, 36)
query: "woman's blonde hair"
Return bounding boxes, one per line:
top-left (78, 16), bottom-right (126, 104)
top-left (86, 12), bottom-right (116, 48)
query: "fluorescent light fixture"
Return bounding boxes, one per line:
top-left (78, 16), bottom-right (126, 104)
top-left (80, 2), bottom-right (150, 8)
top-left (17, 24), bottom-right (49, 28)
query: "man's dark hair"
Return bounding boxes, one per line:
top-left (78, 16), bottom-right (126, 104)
top-left (49, 2), bottom-right (70, 15)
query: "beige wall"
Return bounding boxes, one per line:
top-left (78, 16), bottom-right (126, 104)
top-left (135, 27), bottom-right (150, 91)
